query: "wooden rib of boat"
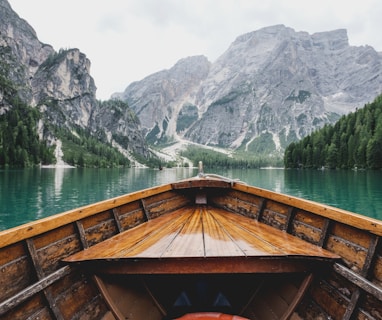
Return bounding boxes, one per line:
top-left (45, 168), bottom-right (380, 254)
top-left (1, 170), bottom-right (382, 320)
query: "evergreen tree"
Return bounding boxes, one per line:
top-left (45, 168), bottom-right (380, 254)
top-left (284, 94), bottom-right (382, 169)
top-left (0, 102), bottom-right (54, 167)
top-left (347, 135), bottom-right (356, 168)
top-left (326, 143), bottom-right (338, 169)
top-left (366, 138), bottom-right (381, 168)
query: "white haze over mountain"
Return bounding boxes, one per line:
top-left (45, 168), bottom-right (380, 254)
top-left (8, 0), bottom-right (382, 100)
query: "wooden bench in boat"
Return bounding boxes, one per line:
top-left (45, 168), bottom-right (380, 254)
top-left (64, 205), bottom-right (339, 274)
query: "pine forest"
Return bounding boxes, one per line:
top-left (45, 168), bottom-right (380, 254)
top-left (284, 94), bottom-right (382, 169)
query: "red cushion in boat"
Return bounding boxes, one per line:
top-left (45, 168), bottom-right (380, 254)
top-left (175, 312), bottom-right (249, 320)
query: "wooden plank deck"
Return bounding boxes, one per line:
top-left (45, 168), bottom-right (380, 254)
top-left (64, 206), bottom-right (340, 274)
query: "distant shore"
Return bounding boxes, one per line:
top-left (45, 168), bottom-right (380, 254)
top-left (40, 163), bottom-right (75, 169)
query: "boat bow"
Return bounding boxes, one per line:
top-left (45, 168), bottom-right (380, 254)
top-left (64, 202), bottom-right (340, 274)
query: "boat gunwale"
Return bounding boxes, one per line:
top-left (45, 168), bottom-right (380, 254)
top-left (232, 183), bottom-right (382, 236)
top-left (0, 183), bottom-right (173, 248)
top-left (1, 176), bottom-right (382, 249)
top-left (2, 176), bottom-right (382, 319)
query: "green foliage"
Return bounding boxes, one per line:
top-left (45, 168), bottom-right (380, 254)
top-left (284, 94), bottom-right (382, 169)
top-left (0, 45), bottom-right (153, 168)
top-left (50, 98), bottom-right (156, 168)
top-left (98, 99), bottom-right (140, 123)
top-left (176, 104), bottom-right (198, 133)
top-left (286, 90), bottom-right (311, 103)
top-left (39, 48), bottom-right (69, 71)
top-left (0, 71), bottom-right (16, 98)
top-left (181, 145), bottom-right (283, 169)
top-left (279, 128), bottom-right (298, 149)
top-left (145, 121), bottom-right (174, 146)
top-left (146, 123), bottom-right (160, 145)
top-left (0, 101), bottom-right (55, 167)
top-left (0, 46), bottom-right (17, 97)
top-left (0, 46), bottom-right (55, 167)
top-left (55, 126), bottom-right (130, 168)
top-left (246, 133), bottom-right (276, 154)
top-left (132, 151), bottom-right (174, 169)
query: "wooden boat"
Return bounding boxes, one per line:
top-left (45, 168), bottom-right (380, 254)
top-left (1, 167), bottom-right (382, 320)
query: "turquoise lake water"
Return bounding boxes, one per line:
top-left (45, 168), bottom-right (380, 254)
top-left (1, 167), bottom-right (382, 230)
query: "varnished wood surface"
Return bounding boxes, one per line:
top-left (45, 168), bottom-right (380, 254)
top-left (0, 183), bottom-right (173, 248)
top-left (2, 176), bottom-right (382, 319)
top-left (3, 176), bottom-right (382, 250)
top-left (232, 182), bottom-right (382, 236)
top-left (65, 206), bottom-right (339, 262)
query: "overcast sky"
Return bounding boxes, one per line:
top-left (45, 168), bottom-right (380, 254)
top-left (8, 0), bottom-right (382, 100)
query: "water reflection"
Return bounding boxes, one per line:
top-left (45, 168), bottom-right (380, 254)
top-left (54, 167), bottom-right (66, 197)
top-left (283, 169), bottom-right (382, 219)
top-left (1, 167), bottom-right (382, 230)
top-left (207, 167), bottom-right (286, 192)
top-left (202, 168), bottom-right (382, 219)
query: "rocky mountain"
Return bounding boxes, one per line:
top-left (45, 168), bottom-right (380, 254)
top-left (114, 56), bottom-right (211, 144)
top-left (115, 25), bottom-right (382, 157)
top-left (0, 0), bottom-right (150, 166)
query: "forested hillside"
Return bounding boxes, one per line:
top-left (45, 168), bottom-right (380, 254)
top-left (117, 25), bottom-right (382, 161)
top-left (0, 1), bottom-right (154, 168)
top-left (284, 95), bottom-right (382, 169)
top-left (0, 68), bottom-right (136, 168)
top-left (0, 99), bottom-right (55, 167)
top-left (180, 145), bottom-right (282, 168)
top-left (0, 62), bottom-right (55, 166)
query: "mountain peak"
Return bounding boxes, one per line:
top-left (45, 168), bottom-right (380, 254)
top-left (0, 0), bottom-right (151, 166)
top-left (232, 25), bottom-right (349, 51)
top-left (117, 25), bottom-right (382, 158)
top-left (233, 24), bottom-right (292, 43)
top-left (312, 28), bottom-right (349, 50)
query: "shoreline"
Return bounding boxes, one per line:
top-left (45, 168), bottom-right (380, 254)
top-left (40, 164), bottom-right (75, 169)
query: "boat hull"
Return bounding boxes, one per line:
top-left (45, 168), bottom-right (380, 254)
top-left (1, 176), bottom-right (382, 319)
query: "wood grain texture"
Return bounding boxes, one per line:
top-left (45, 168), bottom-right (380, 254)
top-left (2, 176), bottom-right (382, 319)
top-left (233, 182), bottom-right (382, 236)
top-left (65, 206), bottom-right (339, 264)
top-left (0, 184), bottom-right (173, 248)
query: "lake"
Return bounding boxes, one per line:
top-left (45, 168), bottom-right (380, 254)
top-left (1, 167), bottom-right (382, 230)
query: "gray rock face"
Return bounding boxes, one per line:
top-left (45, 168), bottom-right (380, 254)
top-left (113, 55), bottom-right (211, 142)
top-left (116, 25), bottom-right (382, 155)
top-left (0, 0), bottom-right (54, 102)
top-left (0, 0), bottom-right (149, 161)
top-left (32, 49), bottom-right (97, 129)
